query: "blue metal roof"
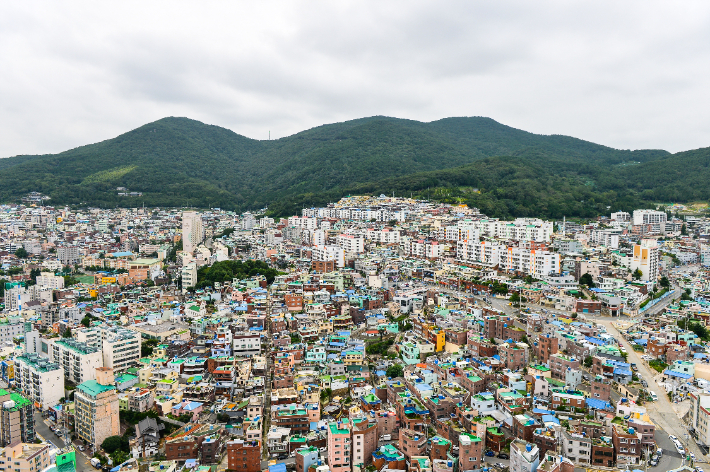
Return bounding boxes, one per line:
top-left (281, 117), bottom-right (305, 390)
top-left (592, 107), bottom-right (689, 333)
top-left (664, 369), bottom-right (693, 379)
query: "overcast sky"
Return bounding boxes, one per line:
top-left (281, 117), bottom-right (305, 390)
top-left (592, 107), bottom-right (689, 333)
top-left (1, 1), bottom-right (709, 157)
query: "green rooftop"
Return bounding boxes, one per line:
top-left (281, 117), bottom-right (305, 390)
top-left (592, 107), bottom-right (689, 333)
top-left (77, 379), bottom-right (116, 397)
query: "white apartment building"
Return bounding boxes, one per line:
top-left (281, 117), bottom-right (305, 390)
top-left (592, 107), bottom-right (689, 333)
top-left (14, 353), bottom-right (64, 410)
top-left (456, 240), bottom-right (506, 266)
top-left (611, 211), bottom-right (631, 223)
top-left (689, 393), bottom-right (710, 447)
top-left (182, 211), bottom-right (204, 255)
top-left (336, 234), bottom-right (365, 254)
top-left (288, 216), bottom-right (317, 230)
top-left (701, 244), bottom-right (710, 267)
top-left (633, 210), bottom-right (667, 226)
top-left (510, 440), bottom-right (540, 472)
top-left (97, 326), bottom-right (142, 372)
top-left (0, 318), bottom-right (25, 344)
top-left (408, 240), bottom-right (440, 259)
top-left (57, 246), bottom-right (80, 265)
top-left (630, 239), bottom-right (659, 283)
top-left (590, 230), bottom-right (620, 249)
top-left (561, 429), bottom-right (591, 465)
top-left (312, 245), bottom-right (345, 268)
top-left (364, 229), bottom-right (400, 244)
top-left (496, 219), bottom-right (554, 242)
top-left (35, 274), bottom-right (65, 290)
top-left (48, 338), bottom-right (103, 385)
top-left (233, 332), bottom-right (262, 357)
top-left (181, 262), bottom-right (198, 292)
top-left (445, 220), bottom-right (480, 242)
top-left (311, 229), bottom-right (326, 246)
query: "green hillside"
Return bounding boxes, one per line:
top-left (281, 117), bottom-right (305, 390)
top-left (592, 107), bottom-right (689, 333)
top-left (0, 115), bottom-right (703, 218)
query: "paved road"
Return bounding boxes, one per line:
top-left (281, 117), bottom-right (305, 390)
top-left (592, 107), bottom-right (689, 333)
top-left (598, 319), bottom-right (702, 463)
top-left (33, 411), bottom-right (93, 472)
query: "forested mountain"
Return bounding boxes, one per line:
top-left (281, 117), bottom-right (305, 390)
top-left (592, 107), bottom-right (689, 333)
top-left (0, 115), bottom-right (704, 218)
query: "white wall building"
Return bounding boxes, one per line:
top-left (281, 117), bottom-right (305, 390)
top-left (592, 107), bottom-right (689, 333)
top-left (336, 234), bottom-right (365, 254)
top-left (313, 245), bottom-right (345, 268)
top-left (510, 440), bottom-right (539, 472)
top-left (182, 211), bottom-right (204, 255)
top-left (633, 210), bottom-right (667, 226)
top-left (630, 239), bottom-right (659, 283)
top-left (48, 338), bottom-right (103, 385)
top-left (14, 353), bottom-right (64, 409)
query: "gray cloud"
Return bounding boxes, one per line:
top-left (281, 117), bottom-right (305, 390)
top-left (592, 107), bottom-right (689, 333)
top-left (0, 0), bottom-right (708, 156)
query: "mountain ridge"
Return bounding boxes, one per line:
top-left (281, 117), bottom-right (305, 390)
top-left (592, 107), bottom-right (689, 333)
top-left (0, 115), bottom-right (701, 218)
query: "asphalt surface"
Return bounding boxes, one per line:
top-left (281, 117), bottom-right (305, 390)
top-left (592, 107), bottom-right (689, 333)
top-left (34, 411), bottom-right (94, 472)
top-left (599, 318), bottom-right (702, 465)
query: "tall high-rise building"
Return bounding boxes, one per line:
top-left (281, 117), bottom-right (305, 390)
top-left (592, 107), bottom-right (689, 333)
top-left (75, 367), bottom-right (120, 448)
top-left (182, 211), bottom-right (204, 255)
top-left (631, 239), bottom-right (659, 283)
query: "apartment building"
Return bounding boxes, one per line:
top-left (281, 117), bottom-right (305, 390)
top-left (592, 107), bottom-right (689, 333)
top-left (75, 368), bottom-right (120, 447)
top-left (312, 245), bottom-right (345, 268)
top-left (35, 274), bottom-right (65, 290)
top-left (630, 239), bottom-right (660, 283)
top-left (0, 318), bottom-right (26, 344)
top-left (13, 354), bottom-right (64, 410)
top-left (537, 335), bottom-right (558, 365)
top-left (328, 420), bottom-right (352, 472)
top-left (336, 234), bottom-right (365, 254)
top-left (549, 354), bottom-right (580, 381)
top-left (689, 392), bottom-right (710, 447)
top-left (57, 246), bottom-right (80, 265)
top-left (510, 440), bottom-right (540, 472)
top-left (458, 433), bottom-right (484, 472)
top-left (0, 390), bottom-right (36, 446)
top-left (409, 240), bottom-right (440, 259)
top-left (49, 338), bottom-right (103, 385)
top-left (101, 327), bottom-right (142, 372)
top-left (560, 429), bottom-right (591, 465)
top-left (233, 333), bottom-right (261, 357)
top-left (226, 440), bottom-right (261, 472)
top-left (182, 211), bottom-right (204, 255)
top-left (0, 442), bottom-right (50, 472)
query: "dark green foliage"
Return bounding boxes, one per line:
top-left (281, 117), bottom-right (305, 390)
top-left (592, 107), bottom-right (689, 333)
top-left (80, 316), bottom-right (91, 328)
top-left (366, 339), bottom-right (394, 355)
top-left (195, 259), bottom-right (281, 288)
top-left (678, 319), bottom-right (710, 341)
top-left (217, 413), bottom-right (231, 423)
top-left (660, 276), bottom-right (670, 288)
top-left (386, 364), bottom-right (404, 378)
top-left (119, 409), bottom-right (159, 425)
top-left (62, 328), bottom-right (72, 338)
top-left (583, 356), bottom-right (593, 368)
top-left (579, 273), bottom-right (595, 287)
top-left (142, 338), bottom-right (159, 357)
top-left (0, 116), bottom-right (694, 219)
top-left (14, 248), bottom-right (28, 259)
top-left (101, 435), bottom-right (129, 454)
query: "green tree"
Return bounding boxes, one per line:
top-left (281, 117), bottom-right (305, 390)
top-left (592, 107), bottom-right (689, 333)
top-left (14, 247), bottom-right (28, 259)
top-left (660, 276), bottom-right (670, 288)
top-left (62, 328), bottom-right (72, 338)
top-left (579, 273), bottom-right (595, 287)
top-left (583, 355), bottom-right (593, 368)
top-left (80, 316), bottom-right (91, 328)
top-left (101, 435), bottom-right (129, 454)
top-left (681, 224), bottom-right (688, 235)
top-left (386, 364), bottom-right (404, 378)
top-left (632, 269), bottom-right (643, 280)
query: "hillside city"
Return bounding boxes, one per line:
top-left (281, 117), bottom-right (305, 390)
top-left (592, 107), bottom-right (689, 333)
top-left (1, 195), bottom-right (710, 472)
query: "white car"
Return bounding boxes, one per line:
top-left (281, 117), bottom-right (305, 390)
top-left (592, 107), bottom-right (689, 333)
top-left (690, 452), bottom-right (696, 460)
top-left (669, 435), bottom-right (678, 441)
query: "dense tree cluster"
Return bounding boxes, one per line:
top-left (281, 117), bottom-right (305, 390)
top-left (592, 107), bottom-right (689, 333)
top-left (193, 260), bottom-right (281, 289)
top-left (0, 116), bottom-right (703, 220)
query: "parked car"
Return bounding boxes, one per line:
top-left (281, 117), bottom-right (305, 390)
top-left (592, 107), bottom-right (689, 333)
top-left (498, 453), bottom-right (509, 459)
top-left (495, 463), bottom-right (506, 469)
top-left (485, 450), bottom-right (495, 457)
